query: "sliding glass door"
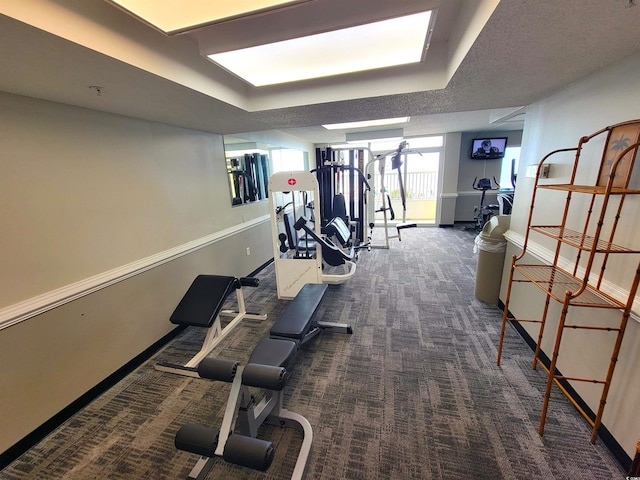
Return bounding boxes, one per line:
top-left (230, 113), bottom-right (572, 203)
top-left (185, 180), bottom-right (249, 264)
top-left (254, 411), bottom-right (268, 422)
top-left (372, 150), bottom-right (440, 224)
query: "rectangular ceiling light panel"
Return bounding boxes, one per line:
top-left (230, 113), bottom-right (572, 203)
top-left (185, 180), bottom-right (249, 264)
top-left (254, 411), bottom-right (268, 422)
top-left (208, 11), bottom-right (432, 86)
top-left (346, 128), bottom-right (404, 143)
top-left (108, 0), bottom-right (300, 34)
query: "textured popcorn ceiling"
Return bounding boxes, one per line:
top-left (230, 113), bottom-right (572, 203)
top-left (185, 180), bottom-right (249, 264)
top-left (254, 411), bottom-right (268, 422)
top-left (1, 0), bottom-right (639, 143)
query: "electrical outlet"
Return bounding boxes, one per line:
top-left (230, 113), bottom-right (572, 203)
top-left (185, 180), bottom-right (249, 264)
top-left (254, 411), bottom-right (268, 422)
top-left (540, 163), bottom-right (550, 178)
top-left (246, 247), bottom-right (251, 256)
top-left (526, 163), bottom-right (551, 178)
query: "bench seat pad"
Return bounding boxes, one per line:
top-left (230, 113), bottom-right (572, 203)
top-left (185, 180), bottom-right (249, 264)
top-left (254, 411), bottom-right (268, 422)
top-left (270, 283), bottom-right (328, 341)
top-left (248, 338), bottom-right (297, 368)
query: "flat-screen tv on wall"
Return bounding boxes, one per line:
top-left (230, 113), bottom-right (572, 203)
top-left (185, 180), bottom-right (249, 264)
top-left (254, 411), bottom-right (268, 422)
top-left (470, 137), bottom-right (508, 160)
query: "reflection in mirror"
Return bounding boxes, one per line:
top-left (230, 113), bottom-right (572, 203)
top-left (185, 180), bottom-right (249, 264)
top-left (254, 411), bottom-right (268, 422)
top-left (223, 136), bottom-right (308, 207)
top-left (270, 148), bottom-right (307, 173)
top-left (224, 136), bottom-right (271, 206)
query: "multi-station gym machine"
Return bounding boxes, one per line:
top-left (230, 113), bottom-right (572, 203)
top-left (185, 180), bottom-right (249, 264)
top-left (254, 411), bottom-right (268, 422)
top-left (315, 141), bottom-right (417, 249)
top-left (268, 142), bottom-right (419, 298)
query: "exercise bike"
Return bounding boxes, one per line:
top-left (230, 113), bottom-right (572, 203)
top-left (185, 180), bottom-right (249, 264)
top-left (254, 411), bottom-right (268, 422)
top-left (471, 176), bottom-right (500, 231)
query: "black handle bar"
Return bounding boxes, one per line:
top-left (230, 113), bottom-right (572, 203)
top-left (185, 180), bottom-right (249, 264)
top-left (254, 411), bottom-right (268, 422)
top-left (472, 176), bottom-right (500, 191)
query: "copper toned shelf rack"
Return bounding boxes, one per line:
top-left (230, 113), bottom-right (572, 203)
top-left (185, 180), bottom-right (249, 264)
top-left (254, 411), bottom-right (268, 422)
top-left (496, 119), bottom-right (640, 444)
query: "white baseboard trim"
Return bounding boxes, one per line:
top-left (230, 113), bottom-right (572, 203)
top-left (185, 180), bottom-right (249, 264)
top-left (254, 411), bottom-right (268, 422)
top-left (0, 215), bottom-right (270, 331)
top-left (503, 229), bottom-right (640, 323)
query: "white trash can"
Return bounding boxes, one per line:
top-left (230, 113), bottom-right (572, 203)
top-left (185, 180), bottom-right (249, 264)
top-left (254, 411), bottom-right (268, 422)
top-left (474, 216), bottom-right (510, 304)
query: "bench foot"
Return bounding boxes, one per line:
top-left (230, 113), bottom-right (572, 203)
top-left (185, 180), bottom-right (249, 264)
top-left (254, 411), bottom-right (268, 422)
top-left (154, 363), bottom-right (200, 378)
top-left (220, 310), bottom-right (267, 321)
top-left (186, 456), bottom-right (216, 480)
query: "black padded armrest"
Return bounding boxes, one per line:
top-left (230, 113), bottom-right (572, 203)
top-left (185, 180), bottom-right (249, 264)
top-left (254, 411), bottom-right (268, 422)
top-left (325, 217), bottom-right (351, 247)
top-left (270, 283), bottom-right (328, 341)
top-left (170, 275), bottom-right (239, 327)
top-left (294, 217), bottom-right (351, 266)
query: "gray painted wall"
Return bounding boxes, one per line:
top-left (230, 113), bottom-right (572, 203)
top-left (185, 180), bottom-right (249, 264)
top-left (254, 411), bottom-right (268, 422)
top-left (0, 92), bottom-right (277, 452)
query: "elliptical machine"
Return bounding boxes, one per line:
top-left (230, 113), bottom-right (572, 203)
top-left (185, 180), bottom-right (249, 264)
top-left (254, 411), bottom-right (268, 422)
top-left (471, 176), bottom-right (500, 231)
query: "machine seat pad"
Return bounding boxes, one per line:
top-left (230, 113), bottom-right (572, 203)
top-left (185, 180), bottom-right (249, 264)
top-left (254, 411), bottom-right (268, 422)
top-left (248, 338), bottom-right (297, 369)
top-left (170, 275), bottom-right (239, 327)
top-left (270, 283), bottom-right (328, 341)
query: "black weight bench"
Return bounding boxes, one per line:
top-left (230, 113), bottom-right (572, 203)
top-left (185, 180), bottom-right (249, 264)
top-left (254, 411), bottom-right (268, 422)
top-left (175, 283), bottom-right (352, 479)
top-left (155, 274), bottom-right (267, 377)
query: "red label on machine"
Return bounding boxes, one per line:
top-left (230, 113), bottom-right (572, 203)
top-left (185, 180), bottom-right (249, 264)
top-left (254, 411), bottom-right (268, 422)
top-left (288, 178), bottom-right (297, 186)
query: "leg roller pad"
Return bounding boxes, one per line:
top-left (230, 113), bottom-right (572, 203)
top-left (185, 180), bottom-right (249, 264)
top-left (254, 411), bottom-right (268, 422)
top-left (175, 424), bottom-right (219, 457)
top-left (242, 363), bottom-right (287, 391)
top-left (223, 434), bottom-right (275, 472)
top-left (198, 358), bottom-right (239, 382)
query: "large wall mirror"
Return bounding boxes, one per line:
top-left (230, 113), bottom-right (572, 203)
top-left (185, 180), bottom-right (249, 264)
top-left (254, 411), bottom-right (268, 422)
top-left (223, 135), bottom-right (308, 207)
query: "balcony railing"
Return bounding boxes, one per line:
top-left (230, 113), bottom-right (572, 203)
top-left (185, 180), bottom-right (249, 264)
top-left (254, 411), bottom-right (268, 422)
top-left (375, 170), bottom-right (438, 200)
top-left (339, 170), bottom-right (438, 222)
top-left (374, 171), bottom-right (438, 222)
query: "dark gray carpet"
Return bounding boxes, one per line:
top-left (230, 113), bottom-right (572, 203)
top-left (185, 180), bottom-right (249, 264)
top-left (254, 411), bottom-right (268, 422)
top-left (0, 226), bottom-right (626, 479)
